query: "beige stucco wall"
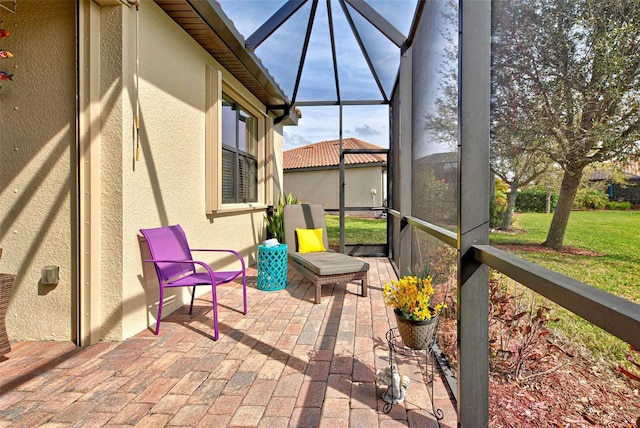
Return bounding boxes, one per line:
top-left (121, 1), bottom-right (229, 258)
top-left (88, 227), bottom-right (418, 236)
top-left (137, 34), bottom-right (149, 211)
top-left (0, 1), bottom-right (76, 341)
top-left (273, 128), bottom-right (285, 198)
top-left (284, 166), bottom-right (386, 216)
top-left (103, 2), bottom-right (275, 340)
top-left (0, 0), bottom-right (282, 343)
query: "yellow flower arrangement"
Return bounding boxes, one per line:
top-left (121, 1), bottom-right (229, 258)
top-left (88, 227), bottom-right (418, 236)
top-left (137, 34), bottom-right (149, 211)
top-left (383, 275), bottom-right (446, 321)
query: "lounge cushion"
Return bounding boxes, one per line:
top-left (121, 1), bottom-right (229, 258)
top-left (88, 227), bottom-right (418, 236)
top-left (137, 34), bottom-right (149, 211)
top-left (289, 251), bottom-right (369, 276)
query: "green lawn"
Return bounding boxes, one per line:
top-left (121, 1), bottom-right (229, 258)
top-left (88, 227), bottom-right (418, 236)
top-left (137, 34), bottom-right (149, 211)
top-left (490, 210), bottom-right (640, 302)
top-left (490, 210), bottom-right (640, 361)
top-left (325, 215), bottom-right (386, 247)
top-left (328, 210), bottom-right (638, 362)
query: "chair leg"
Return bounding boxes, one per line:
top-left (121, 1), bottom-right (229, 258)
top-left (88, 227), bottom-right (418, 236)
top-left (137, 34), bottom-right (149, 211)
top-left (189, 285), bottom-right (196, 314)
top-left (155, 286), bottom-right (164, 335)
top-left (362, 274), bottom-right (369, 297)
top-left (211, 284), bottom-right (219, 341)
top-left (242, 271), bottom-right (247, 315)
top-left (315, 280), bottom-right (321, 304)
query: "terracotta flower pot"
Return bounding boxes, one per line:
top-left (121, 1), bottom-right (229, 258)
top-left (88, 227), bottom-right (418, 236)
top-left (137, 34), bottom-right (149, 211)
top-left (394, 309), bottom-right (439, 350)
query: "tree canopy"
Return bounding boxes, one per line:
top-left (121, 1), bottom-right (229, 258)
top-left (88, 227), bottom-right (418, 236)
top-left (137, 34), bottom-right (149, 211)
top-left (493, 0), bottom-right (640, 249)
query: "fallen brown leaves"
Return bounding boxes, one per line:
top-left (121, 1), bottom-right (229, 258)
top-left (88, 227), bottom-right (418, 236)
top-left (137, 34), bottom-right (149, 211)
top-left (437, 315), bottom-right (640, 428)
top-left (487, 337), bottom-right (639, 427)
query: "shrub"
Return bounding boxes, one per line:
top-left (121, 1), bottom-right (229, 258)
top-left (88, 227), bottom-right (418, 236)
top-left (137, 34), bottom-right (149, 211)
top-left (574, 188), bottom-right (608, 210)
top-left (489, 273), bottom-right (556, 380)
top-left (490, 200), bottom-right (507, 228)
top-left (516, 189), bottom-right (557, 213)
top-left (490, 179), bottom-right (508, 228)
top-left (605, 201), bottom-right (631, 210)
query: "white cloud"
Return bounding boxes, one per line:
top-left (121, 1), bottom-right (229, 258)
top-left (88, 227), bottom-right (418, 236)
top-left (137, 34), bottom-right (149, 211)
top-left (283, 105), bottom-right (389, 150)
top-left (354, 124), bottom-right (381, 137)
top-left (283, 134), bottom-right (313, 150)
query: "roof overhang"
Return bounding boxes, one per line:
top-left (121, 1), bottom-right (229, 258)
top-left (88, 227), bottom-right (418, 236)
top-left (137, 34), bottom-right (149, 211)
top-left (154, 0), bottom-right (293, 119)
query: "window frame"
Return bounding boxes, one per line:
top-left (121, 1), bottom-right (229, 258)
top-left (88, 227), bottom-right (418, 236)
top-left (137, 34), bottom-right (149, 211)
top-left (221, 94), bottom-right (259, 204)
top-left (205, 65), bottom-right (271, 214)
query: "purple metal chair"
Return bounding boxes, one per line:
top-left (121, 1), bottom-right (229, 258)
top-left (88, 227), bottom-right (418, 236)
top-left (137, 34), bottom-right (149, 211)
top-left (140, 224), bottom-right (247, 340)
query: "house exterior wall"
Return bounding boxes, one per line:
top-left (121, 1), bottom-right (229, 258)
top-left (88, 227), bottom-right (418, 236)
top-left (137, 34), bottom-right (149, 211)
top-left (273, 132), bottom-right (285, 198)
top-left (0, 0), bottom-right (76, 341)
top-left (0, 1), bottom-right (281, 343)
top-left (611, 180), bottom-right (640, 207)
top-left (108, 2), bottom-right (275, 340)
top-left (284, 166), bottom-right (386, 216)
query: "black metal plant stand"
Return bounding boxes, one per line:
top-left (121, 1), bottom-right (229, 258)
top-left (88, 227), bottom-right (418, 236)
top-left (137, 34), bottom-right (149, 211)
top-left (385, 327), bottom-right (444, 423)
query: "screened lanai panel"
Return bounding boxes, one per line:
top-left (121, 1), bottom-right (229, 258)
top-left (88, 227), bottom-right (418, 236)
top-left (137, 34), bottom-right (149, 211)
top-left (251, 2), bottom-right (313, 98)
top-left (342, 105), bottom-right (389, 151)
top-left (288, 106), bottom-right (340, 147)
top-left (411, 0), bottom-right (458, 237)
top-left (295, 0), bottom-right (341, 102)
top-left (390, 85), bottom-right (401, 267)
top-left (333, 7), bottom-right (386, 101)
top-left (366, 0), bottom-right (417, 36)
top-left (411, 228), bottom-right (457, 323)
top-left (343, 2), bottom-right (400, 99)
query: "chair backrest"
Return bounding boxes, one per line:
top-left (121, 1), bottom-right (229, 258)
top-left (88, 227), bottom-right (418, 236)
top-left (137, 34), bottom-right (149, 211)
top-left (283, 204), bottom-right (329, 253)
top-left (140, 225), bottom-right (195, 282)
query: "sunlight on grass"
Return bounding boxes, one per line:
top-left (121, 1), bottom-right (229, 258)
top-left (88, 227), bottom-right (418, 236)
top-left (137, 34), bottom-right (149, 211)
top-left (490, 210), bottom-right (640, 362)
top-left (325, 214), bottom-right (386, 246)
top-left (324, 211), bottom-right (637, 364)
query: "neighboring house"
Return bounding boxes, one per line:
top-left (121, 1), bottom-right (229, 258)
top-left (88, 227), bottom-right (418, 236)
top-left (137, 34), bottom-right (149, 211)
top-left (283, 138), bottom-right (387, 217)
top-left (588, 162), bottom-right (640, 207)
top-left (0, 1), bottom-right (295, 345)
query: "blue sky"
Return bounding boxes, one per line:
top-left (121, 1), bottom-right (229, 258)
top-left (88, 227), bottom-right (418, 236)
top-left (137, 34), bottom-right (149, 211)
top-left (216, 0), bottom-right (418, 150)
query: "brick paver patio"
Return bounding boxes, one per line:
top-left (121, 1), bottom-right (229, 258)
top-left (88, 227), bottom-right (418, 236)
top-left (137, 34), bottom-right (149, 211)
top-left (0, 258), bottom-right (457, 427)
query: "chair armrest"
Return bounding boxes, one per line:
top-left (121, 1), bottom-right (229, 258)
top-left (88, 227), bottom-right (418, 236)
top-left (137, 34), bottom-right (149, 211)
top-left (189, 249), bottom-right (246, 270)
top-left (144, 259), bottom-right (194, 264)
top-left (145, 259), bottom-right (218, 281)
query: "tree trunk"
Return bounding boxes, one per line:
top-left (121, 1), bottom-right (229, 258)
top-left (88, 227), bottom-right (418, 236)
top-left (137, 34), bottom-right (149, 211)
top-left (500, 181), bottom-right (518, 230)
top-left (545, 192), bottom-right (551, 213)
top-left (542, 168), bottom-right (583, 250)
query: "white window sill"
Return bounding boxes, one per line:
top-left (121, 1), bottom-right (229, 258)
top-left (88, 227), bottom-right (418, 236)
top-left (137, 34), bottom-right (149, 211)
top-left (209, 203), bottom-right (269, 215)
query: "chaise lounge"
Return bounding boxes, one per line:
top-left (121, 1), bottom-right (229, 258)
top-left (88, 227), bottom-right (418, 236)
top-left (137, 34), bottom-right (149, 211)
top-left (283, 204), bottom-right (369, 304)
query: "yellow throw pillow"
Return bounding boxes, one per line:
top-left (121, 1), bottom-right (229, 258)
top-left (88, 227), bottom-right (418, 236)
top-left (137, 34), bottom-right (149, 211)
top-left (296, 228), bottom-right (326, 253)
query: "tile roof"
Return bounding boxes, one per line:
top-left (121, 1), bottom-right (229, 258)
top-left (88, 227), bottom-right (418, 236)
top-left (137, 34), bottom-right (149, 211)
top-left (283, 138), bottom-right (387, 170)
top-left (588, 161), bottom-right (640, 181)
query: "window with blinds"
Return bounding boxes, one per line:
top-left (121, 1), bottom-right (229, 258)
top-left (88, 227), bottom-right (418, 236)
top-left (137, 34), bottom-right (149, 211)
top-left (221, 95), bottom-right (258, 203)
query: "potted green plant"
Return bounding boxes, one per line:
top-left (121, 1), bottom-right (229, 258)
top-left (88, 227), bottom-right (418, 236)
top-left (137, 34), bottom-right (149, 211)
top-left (265, 193), bottom-right (299, 242)
top-left (383, 269), bottom-right (446, 350)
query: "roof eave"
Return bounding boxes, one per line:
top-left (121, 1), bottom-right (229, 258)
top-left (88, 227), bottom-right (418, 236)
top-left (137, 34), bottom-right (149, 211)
top-left (154, 0), bottom-right (292, 112)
